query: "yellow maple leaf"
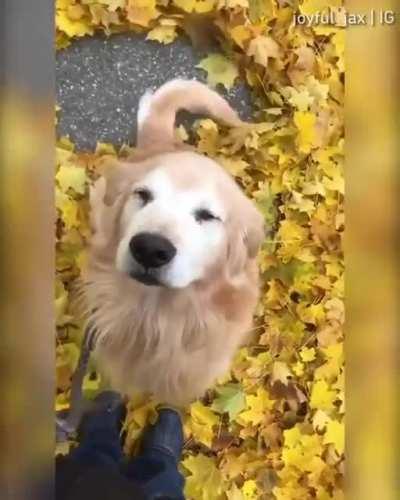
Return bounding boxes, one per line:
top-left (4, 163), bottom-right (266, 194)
top-left (146, 25), bottom-right (177, 44)
top-left (288, 88), bottom-right (315, 112)
top-left (306, 75), bottom-right (330, 103)
top-left (303, 180), bottom-right (326, 197)
top-left (217, 156), bottom-right (249, 177)
top-left (322, 341), bottom-right (343, 363)
top-left (218, 0), bottom-right (249, 8)
top-left (294, 111), bottom-right (317, 154)
top-left (248, 0), bottom-right (276, 22)
top-left (95, 141), bottom-right (118, 156)
top-left (56, 11), bottom-right (94, 38)
top-left (55, 186), bottom-right (69, 212)
top-left (289, 191), bottom-right (315, 215)
top-left (229, 25), bottom-right (251, 49)
top-left (238, 387), bottom-right (274, 426)
top-left (300, 0), bottom-right (341, 16)
top-left (173, 0), bottom-right (216, 13)
top-left (296, 302), bottom-right (325, 326)
top-left (186, 401), bottom-right (219, 447)
top-left (56, 32), bottom-right (71, 50)
top-left (310, 379), bottom-right (337, 412)
top-left (130, 400), bottom-right (157, 428)
top-left (271, 361), bottom-right (292, 386)
top-left (294, 46), bottom-right (316, 72)
top-left (226, 483), bottom-right (244, 500)
top-left (126, 0), bottom-right (159, 27)
top-left (282, 431), bottom-right (323, 472)
top-left (323, 173), bottom-right (345, 194)
top-left (316, 487), bottom-right (336, 500)
top-left (247, 35), bottom-right (279, 67)
top-left (66, 4), bottom-right (86, 21)
top-left (323, 419), bottom-right (344, 455)
top-left (264, 279), bottom-right (286, 309)
top-left (278, 219), bottom-right (307, 242)
top-left (292, 361), bottom-right (304, 377)
top-left (100, 0), bottom-right (127, 11)
top-left (56, 0), bottom-right (70, 9)
top-left (56, 165), bottom-right (87, 195)
top-left (273, 484), bottom-right (310, 500)
top-left (306, 455), bottom-right (328, 487)
top-left (197, 54), bottom-right (239, 89)
top-left (299, 347), bottom-right (316, 363)
top-left (191, 400), bottom-right (219, 427)
top-left (183, 454), bottom-right (225, 500)
top-left (277, 219), bottom-right (308, 262)
top-left (60, 198), bottom-right (80, 230)
top-left (242, 479), bottom-right (258, 499)
top-left (312, 409), bottom-right (331, 431)
top-left (283, 425), bottom-right (302, 448)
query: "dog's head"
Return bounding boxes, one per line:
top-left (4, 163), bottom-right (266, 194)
top-left (95, 151), bottom-right (264, 289)
top-left (89, 80), bottom-right (265, 290)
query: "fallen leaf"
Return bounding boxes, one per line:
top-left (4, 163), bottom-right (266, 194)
top-left (247, 36), bottom-right (279, 67)
top-left (197, 53), bottom-right (239, 89)
top-left (183, 454), bottom-right (226, 500)
top-left (323, 419), bottom-right (344, 455)
top-left (212, 383), bottom-right (246, 419)
top-left (146, 25), bottom-right (177, 44)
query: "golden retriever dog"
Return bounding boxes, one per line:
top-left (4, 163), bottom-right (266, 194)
top-left (84, 80), bottom-right (264, 406)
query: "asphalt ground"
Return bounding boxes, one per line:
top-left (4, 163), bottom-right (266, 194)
top-left (56, 33), bottom-right (253, 151)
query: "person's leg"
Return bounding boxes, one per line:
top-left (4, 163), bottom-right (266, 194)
top-left (68, 390), bottom-right (125, 467)
top-left (56, 393), bottom-right (186, 500)
top-left (56, 391), bottom-right (128, 500)
top-left (122, 407), bottom-right (185, 500)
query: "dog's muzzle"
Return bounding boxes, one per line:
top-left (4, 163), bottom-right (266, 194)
top-left (128, 232), bottom-right (176, 286)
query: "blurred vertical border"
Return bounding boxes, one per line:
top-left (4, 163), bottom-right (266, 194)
top-left (0, 1), bottom-right (54, 499)
top-left (347, 1), bottom-right (399, 499)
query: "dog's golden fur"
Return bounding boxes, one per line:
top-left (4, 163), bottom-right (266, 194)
top-left (83, 80), bottom-right (264, 406)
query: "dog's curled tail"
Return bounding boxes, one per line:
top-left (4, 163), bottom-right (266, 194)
top-left (136, 79), bottom-right (243, 150)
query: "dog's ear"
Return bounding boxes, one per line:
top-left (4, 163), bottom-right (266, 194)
top-left (244, 207), bottom-right (265, 259)
top-left (226, 201), bottom-right (265, 277)
top-left (89, 161), bottom-right (145, 246)
top-left (99, 160), bottom-right (149, 206)
top-left (101, 162), bottom-right (133, 206)
top-left (89, 176), bottom-right (124, 246)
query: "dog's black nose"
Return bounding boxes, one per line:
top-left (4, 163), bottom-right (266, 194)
top-left (129, 233), bottom-right (177, 269)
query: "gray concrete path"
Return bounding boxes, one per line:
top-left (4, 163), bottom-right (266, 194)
top-left (56, 33), bottom-right (253, 151)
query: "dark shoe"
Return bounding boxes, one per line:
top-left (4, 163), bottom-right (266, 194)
top-left (77, 390), bottom-right (126, 441)
top-left (121, 408), bottom-right (185, 499)
top-left (70, 391), bottom-right (126, 466)
top-left (140, 408), bottom-right (184, 463)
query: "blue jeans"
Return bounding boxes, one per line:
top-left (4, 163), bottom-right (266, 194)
top-left (56, 407), bottom-right (185, 500)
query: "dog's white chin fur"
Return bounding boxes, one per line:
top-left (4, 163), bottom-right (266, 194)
top-left (84, 80), bottom-right (264, 406)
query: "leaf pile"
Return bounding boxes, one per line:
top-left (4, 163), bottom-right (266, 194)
top-left (56, 1), bottom-right (344, 498)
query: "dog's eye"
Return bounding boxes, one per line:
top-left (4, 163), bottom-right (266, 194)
top-left (194, 208), bottom-right (218, 223)
top-left (133, 188), bottom-right (153, 205)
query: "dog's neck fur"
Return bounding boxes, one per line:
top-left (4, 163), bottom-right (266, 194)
top-left (84, 251), bottom-right (250, 345)
top-left (83, 267), bottom-right (257, 409)
top-left (82, 251), bottom-right (257, 405)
